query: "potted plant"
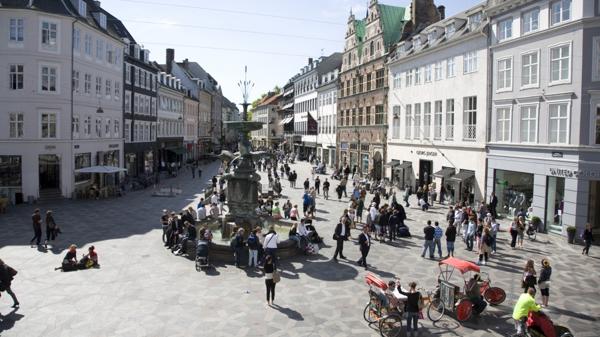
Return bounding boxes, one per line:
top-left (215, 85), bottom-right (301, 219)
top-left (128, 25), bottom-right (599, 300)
top-left (566, 225), bottom-right (577, 244)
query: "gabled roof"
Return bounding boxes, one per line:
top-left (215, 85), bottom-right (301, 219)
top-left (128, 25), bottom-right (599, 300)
top-left (378, 4), bottom-right (409, 49)
top-left (259, 93), bottom-right (282, 107)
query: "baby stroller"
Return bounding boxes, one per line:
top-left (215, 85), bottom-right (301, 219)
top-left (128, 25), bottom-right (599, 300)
top-left (526, 311), bottom-right (573, 337)
top-left (526, 221), bottom-right (538, 241)
top-left (195, 240), bottom-right (210, 272)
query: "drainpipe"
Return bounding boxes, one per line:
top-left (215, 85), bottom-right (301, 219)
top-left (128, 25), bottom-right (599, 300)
top-left (484, 20), bottom-right (493, 203)
top-left (69, 16), bottom-right (78, 199)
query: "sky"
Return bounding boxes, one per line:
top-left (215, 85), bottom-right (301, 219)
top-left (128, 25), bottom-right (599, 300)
top-left (101, 0), bottom-right (483, 107)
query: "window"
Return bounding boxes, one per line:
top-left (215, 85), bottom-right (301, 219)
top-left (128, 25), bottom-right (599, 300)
top-left (84, 34), bottom-right (92, 56)
top-left (74, 153), bottom-right (91, 183)
top-left (366, 74), bottom-right (372, 91)
top-left (519, 105), bottom-right (538, 143)
top-left (9, 65), bottom-right (24, 90)
top-left (126, 65), bottom-right (131, 84)
top-left (375, 69), bottom-right (384, 89)
top-left (0, 156), bottom-right (22, 187)
top-left (445, 23), bottom-right (455, 38)
top-left (78, 0), bottom-right (87, 16)
top-left (95, 76), bottom-right (102, 96)
top-left (96, 39), bottom-right (104, 60)
top-left (73, 28), bottom-right (80, 51)
top-left (497, 57), bottom-right (513, 91)
top-left (392, 106), bottom-right (401, 139)
top-left (9, 18), bottom-right (24, 42)
top-left (114, 82), bottom-right (120, 100)
top-left (99, 13), bottom-right (107, 29)
top-left (41, 113), bottom-right (57, 138)
top-left (593, 37), bottom-right (600, 82)
top-left (496, 107), bottom-right (511, 142)
top-left (414, 103), bottom-right (421, 138)
top-left (134, 95), bottom-right (139, 113)
top-left (463, 51), bottom-right (477, 74)
top-left (596, 106), bottom-right (600, 144)
top-left (105, 79), bottom-right (111, 98)
top-left (9, 112), bottom-right (24, 138)
top-left (72, 115), bottom-right (80, 138)
top-left (551, 0), bottom-right (571, 26)
top-left (72, 70), bottom-right (79, 93)
top-left (498, 18), bottom-right (513, 41)
top-left (434, 62), bottom-right (442, 81)
top-left (447, 57), bottom-right (455, 77)
top-left (41, 65), bottom-right (57, 92)
top-left (424, 64), bottom-right (432, 83)
top-left (549, 102), bottom-right (569, 143)
top-left (375, 105), bottom-right (385, 125)
top-left (550, 43), bottom-right (571, 83)
top-left (469, 12), bottom-right (482, 29)
top-left (405, 104), bottom-right (412, 139)
top-left (41, 21), bottom-right (57, 47)
top-left (393, 73), bottom-right (401, 89)
top-left (84, 73), bottom-right (91, 94)
top-left (423, 102), bottom-right (431, 139)
top-left (434, 101), bottom-right (442, 140)
top-left (414, 68), bottom-right (421, 85)
top-left (463, 96), bottom-right (477, 140)
top-left (106, 44), bottom-right (114, 64)
top-left (105, 119), bottom-right (111, 137)
top-left (446, 99), bottom-right (454, 140)
top-left (95, 118), bottom-right (102, 137)
top-left (84, 116), bottom-right (91, 136)
top-left (406, 70), bottom-right (413, 87)
top-left (521, 51), bottom-right (539, 87)
top-left (522, 8), bottom-right (540, 34)
top-left (125, 121), bottom-right (131, 141)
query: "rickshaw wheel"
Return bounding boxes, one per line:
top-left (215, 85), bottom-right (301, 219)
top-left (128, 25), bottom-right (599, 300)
top-left (483, 287), bottom-right (506, 305)
top-left (363, 302), bottom-right (379, 323)
top-left (455, 299), bottom-right (473, 322)
top-left (378, 314), bottom-right (403, 337)
top-left (427, 297), bottom-right (445, 322)
top-left (555, 325), bottom-right (573, 337)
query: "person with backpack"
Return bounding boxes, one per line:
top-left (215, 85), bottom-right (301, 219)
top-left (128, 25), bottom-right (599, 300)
top-left (232, 228), bottom-right (245, 268)
top-left (247, 229), bottom-right (260, 269)
top-left (0, 258), bottom-right (19, 308)
top-left (478, 227), bottom-right (492, 265)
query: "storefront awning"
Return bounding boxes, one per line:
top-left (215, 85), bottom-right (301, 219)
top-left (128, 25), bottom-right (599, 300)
top-left (282, 102), bottom-right (294, 110)
top-left (448, 170), bottom-right (475, 183)
top-left (385, 159), bottom-right (400, 167)
top-left (396, 162), bottom-right (412, 170)
top-left (434, 167), bottom-right (456, 179)
top-left (74, 166), bottom-right (127, 174)
top-left (279, 116), bottom-right (293, 125)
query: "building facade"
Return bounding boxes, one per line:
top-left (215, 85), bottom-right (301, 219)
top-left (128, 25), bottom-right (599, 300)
top-left (281, 81), bottom-right (296, 152)
top-left (154, 66), bottom-right (185, 172)
top-left (251, 93), bottom-right (283, 149)
top-left (337, 0), bottom-right (413, 179)
top-left (316, 60), bottom-right (341, 168)
top-left (0, 0), bottom-right (125, 202)
top-left (486, 0), bottom-right (600, 236)
top-left (292, 59), bottom-right (319, 159)
top-left (387, 3), bottom-right (488, 204)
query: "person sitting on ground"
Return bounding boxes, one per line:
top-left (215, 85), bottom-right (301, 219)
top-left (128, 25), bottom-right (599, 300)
top-left (78, 246), bottom-right (99, 269)
top-left (57, 244), bottom-right (79, 272)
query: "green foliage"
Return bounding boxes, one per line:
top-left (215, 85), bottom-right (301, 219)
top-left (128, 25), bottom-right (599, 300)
top-left (531, 216), bottom-right (542, 225)
top-left (566, 226), bottom-right (577, 233)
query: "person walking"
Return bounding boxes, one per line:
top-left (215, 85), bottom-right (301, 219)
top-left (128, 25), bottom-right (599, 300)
top-left (538, 258), bottom-right (552, 307)
top-left (264, 255), bottom-right (276, 305)
top-left (388, 209), bottom-right (400, 242)
top-left (247, 229), bottom-right (260, 269)
top-left (522, 259), bottom-right (537, 293)
top-left (582, 223), bottom-right (594, 256)
top-left (510, 217), bottom-right (519, 249)
top-left (489, 192), bottom-right (498, 218)
top-left (314, 176), bottom-right (321, 195)
top-left (403, 186), bottom-right (411, 208)
top-left (490, 218), bottom-right (499, 254)
top-left (478, 227), bottom-right (492, 265)
top-left (465, 217), bottom-right (476, 251)
top-left (303, 178), bottom-right (310, 191)
top-left (323, 178), bottom-right (330, 200)
top-left (433, 221), bottom-right (443, 259)
top-left (263, 226), bottom-right (280, 268)
top-left (512, 288), bottom-right (541, 336)
top-left (332, 219), bottom-right (350, 261)
top-left (516, 216), bottom-right (526, 249)
top-left (232, 228), bottom-right (245, 268)
top-left (356, 197), bottom-right (365, 224)
top-left (421, 221), bottom-right (435, 259)
top-left (30, 208), bottom-right (42, 247)
top-left (357, 225), bottom-right (371, 270)
top-left (397, 281), bottom-right (422, 337)
top-left (0, 258), bottom-right (19, 308)
top-left (44, 210), bottom-right (58, 248)
top-left (445, 222), bottom-right (457, 257)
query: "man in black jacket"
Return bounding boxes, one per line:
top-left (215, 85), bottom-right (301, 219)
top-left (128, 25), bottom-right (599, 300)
top-left (357, 226), bottom-right (371, 269)
top-left (332, 221), bottom-right (350, 261)
top-left (0, 259), bottom-right (19, 308)
top-left (388, 209), bottom-right (400, 242)
top-left (421, 220), bottom-right (435, 259)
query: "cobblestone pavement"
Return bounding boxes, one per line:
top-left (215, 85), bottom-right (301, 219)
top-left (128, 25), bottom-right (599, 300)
top-left (0, 160), bottom-right (599, 337)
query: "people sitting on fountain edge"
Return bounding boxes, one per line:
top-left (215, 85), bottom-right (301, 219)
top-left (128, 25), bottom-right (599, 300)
top-left (209, 203), bottom-right (220, 218)
top-left (174, 221), bottom-right (197, 256)
top-left (197, 200), bottom-right (207, 221)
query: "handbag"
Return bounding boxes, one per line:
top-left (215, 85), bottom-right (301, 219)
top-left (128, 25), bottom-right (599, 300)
top-left (272, 270), bottom-right (281, 283)
top-left (332, 233), bottom-right (339, 240)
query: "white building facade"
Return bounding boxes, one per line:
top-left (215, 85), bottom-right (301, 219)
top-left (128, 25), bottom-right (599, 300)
top-left (0, 0), bottom-right (125, 202)
top-left (387, 4), bottom-right (489, 204)
top-left (316, 70), bottom-right (339, 168)
top-left (486, 0), bottom-right (600, 236)
top-left (156, 72), bottom-right (185, 171)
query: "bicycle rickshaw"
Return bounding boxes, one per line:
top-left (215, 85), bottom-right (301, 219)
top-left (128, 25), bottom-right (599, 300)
top-left (427, 257), bottom-right (506, 322)
top-left (363, 273), bottom-right (410, 337)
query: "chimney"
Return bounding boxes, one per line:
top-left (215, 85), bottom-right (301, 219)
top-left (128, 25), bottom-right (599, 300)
top-left (94, 1), bottom-right (101, 7)
top-left (308, 57), bottom-right (313, 65)
top-left (166, 48), bottom-right (175, 74)
top-left (438, 5), bottom-right (445, 20)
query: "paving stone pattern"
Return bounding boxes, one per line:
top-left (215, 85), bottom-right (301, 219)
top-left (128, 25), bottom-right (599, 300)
top-left (0, 161), bottom-right (599, 337)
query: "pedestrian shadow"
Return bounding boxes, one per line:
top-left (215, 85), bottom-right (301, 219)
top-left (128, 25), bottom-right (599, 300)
top-left (0, 308), bottom-right (24, 333)
top-left (270, 303), bottom-right (304, 321)
top-left (547, 306), bottom-right (599, 322)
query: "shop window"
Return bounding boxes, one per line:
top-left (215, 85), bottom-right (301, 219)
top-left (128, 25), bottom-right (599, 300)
top-left (589, 181), bottom-right (600, 235)
top-left (0, 155), bottom-right (22, 187)
top-left (545, 176), bottom-right (565, 231)
top-left (494, 169), bottom-right (534, 217)
top-left (74, 153), bottom-right (91, 183)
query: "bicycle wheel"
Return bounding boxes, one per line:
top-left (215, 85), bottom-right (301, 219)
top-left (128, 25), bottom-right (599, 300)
top-left (363, 302), bottom-right (378, 323)
top-left (483, 287), bottom-right (506, 305)
top-left (379, 314), bottom-right (403, 337)
top-left (455, 299), bottom-right (473, 322)
top-left (427, 297), bottom-right (445, 322)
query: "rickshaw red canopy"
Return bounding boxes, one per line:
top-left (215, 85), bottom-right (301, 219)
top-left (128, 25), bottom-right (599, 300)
top-left (365, 273), bottom-right (388, 290)
top-left (439, 257), bottom-right (480, 274)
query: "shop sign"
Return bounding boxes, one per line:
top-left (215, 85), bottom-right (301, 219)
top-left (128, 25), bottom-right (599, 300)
top-left (416, 150), bottom-right (437, 157)
top-left (44, 145), bottom-right (56, 150)
top-left (109, 144), bottom-right (119, 148)
top-left (549, 168), bottom-right (600, 179)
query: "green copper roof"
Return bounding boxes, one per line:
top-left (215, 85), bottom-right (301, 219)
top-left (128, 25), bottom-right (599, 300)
top-left (378, 4), bottom-right (409, 51)
top-left (354, 19), bottom-right (366, 58)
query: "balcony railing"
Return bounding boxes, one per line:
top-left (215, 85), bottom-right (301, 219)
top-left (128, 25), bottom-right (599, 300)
top-left (463, 124), bottom-right (476, 140)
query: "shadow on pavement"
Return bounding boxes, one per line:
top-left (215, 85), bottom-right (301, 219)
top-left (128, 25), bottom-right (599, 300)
top-left (270, 303), bottom-right (304, 321)
top-left (0, 308), bottom-right (24, 333)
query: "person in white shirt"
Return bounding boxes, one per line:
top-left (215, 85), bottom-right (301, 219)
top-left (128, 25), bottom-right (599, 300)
top-left (210, 192), bottom-right (219, 207)
top-left (263, 226), bottom-right (280, 268)
top-left (196, 204), bottom-right (207, 221)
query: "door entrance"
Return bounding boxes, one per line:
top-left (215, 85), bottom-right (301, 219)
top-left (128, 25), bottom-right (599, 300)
top-left (418, 159), bottom-right (433, 188)
top-left (373, 151), bottom-right (383, 181)
top-left (39, 154), bottom-right (60, 190)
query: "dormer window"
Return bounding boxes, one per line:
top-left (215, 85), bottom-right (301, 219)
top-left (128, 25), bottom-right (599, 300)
top-left (427, 31), bottom-right (436, 43)
top-left (469, 12), bottom-right (482, 29)
top-left (445, 23), bottom-right (455, 38)
top-left (413, 38), bottom-right (421, 50)
top-left (99, 13), bottom-right (107, 29)
top-left (78, 0), bottom-right (87, 16)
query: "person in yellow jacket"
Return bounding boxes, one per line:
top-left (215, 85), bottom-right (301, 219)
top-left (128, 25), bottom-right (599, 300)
top-left (512, 287), bottom-right (541, 335)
